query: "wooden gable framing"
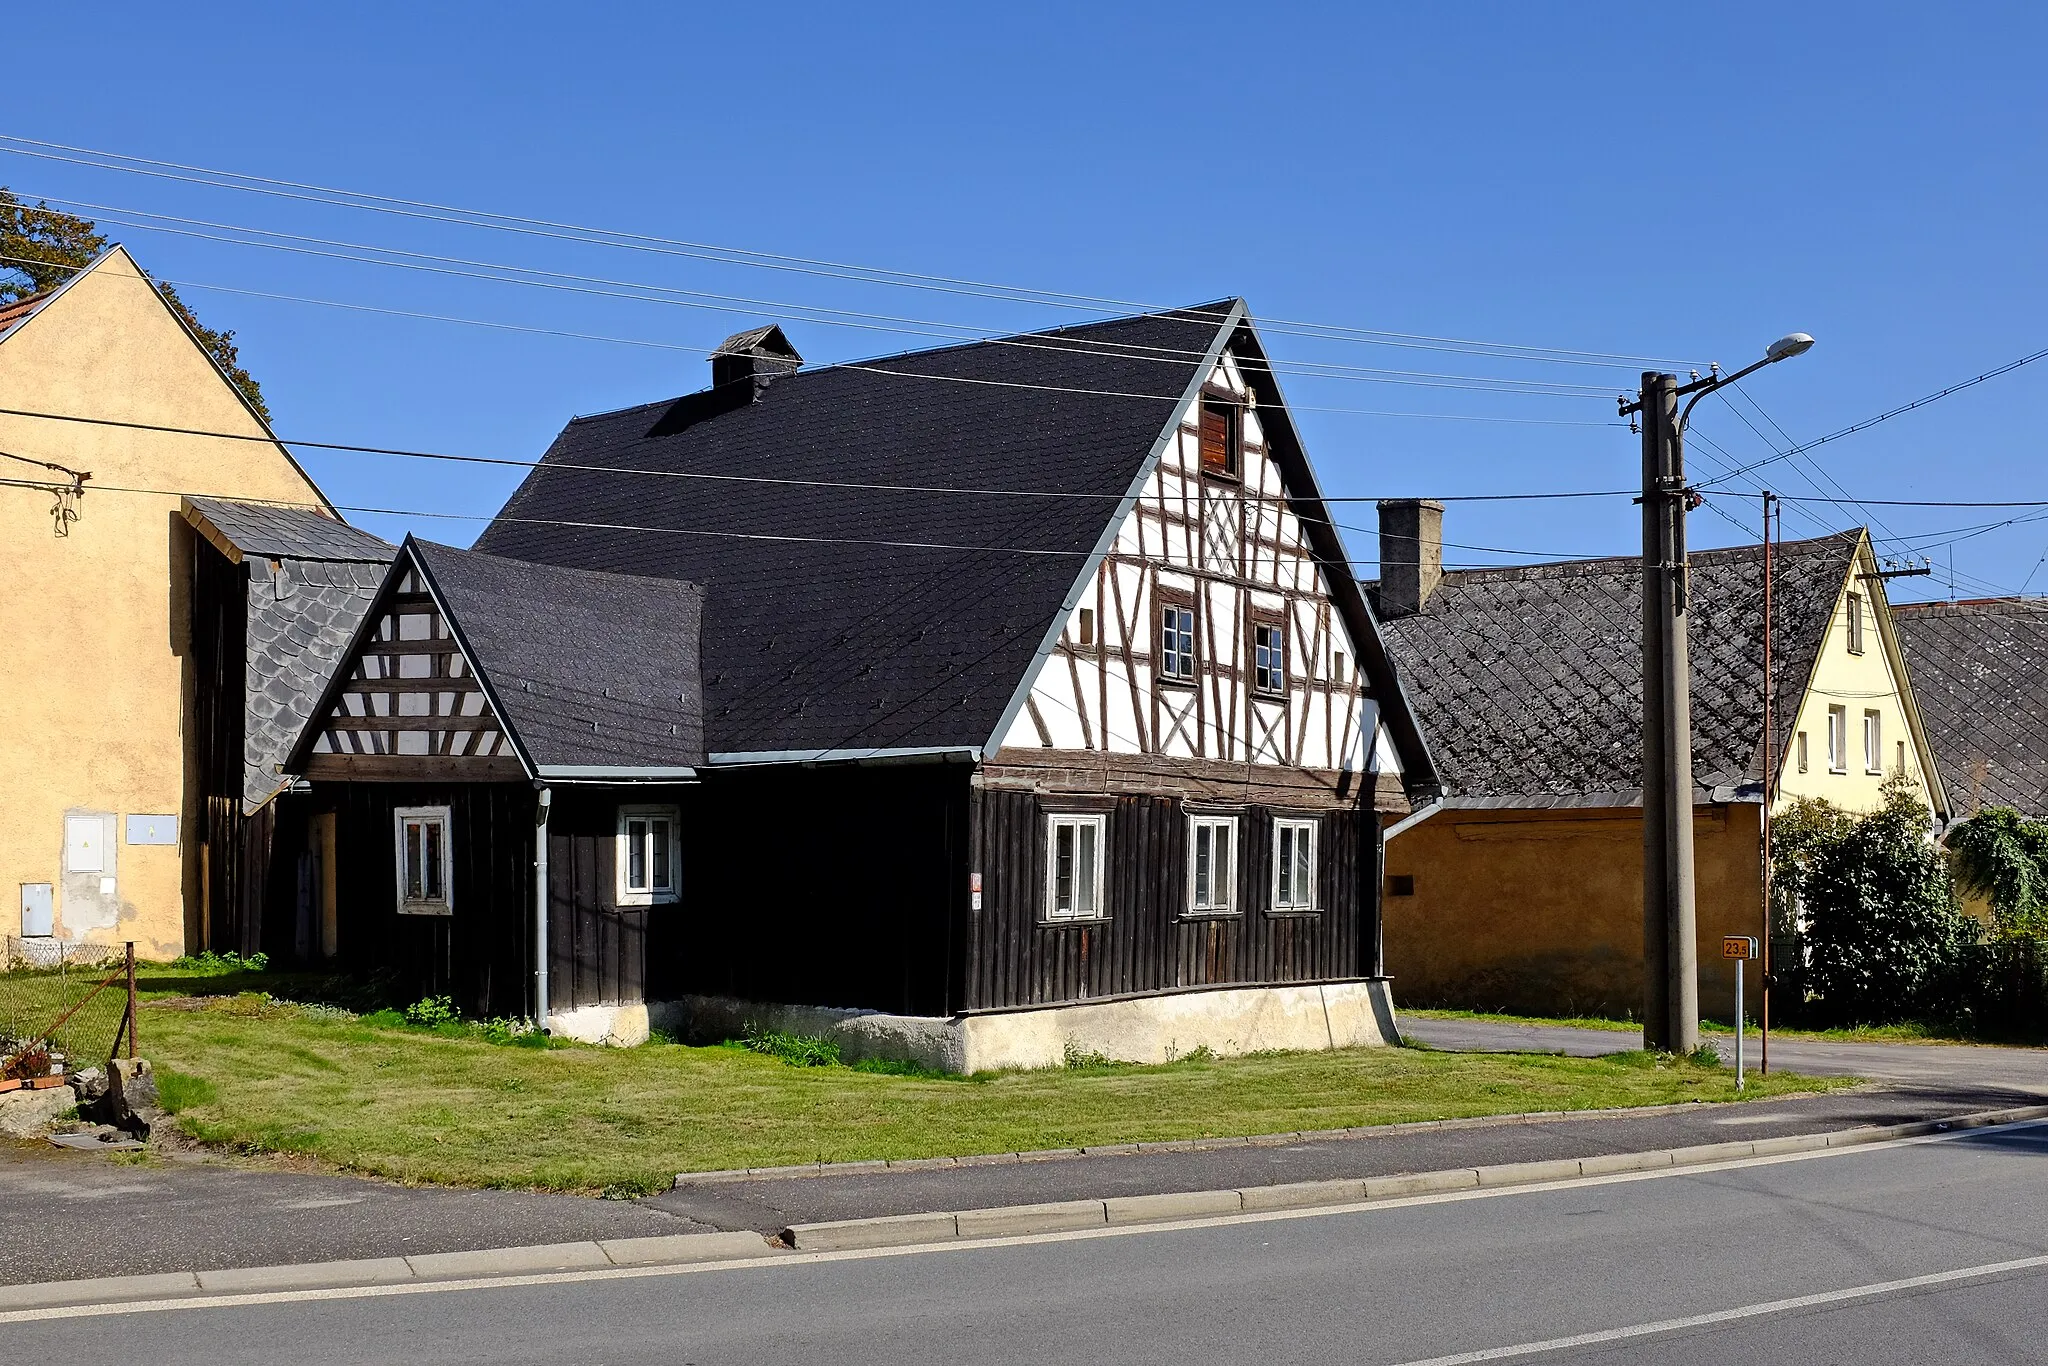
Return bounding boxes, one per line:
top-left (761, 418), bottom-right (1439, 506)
top-left (300, 556), bottom-right (528, 782)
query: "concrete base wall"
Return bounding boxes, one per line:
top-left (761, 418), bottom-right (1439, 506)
top-left (647, 981), bottom-right (1402, 1073)
top-left (548, 1002), bottom-right (651, 1048)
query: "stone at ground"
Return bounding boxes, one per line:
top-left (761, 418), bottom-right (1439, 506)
top-left (0, 1086), bottom-right (76, 1139)
top-left (104, 1058), bottom-right (163, 1137)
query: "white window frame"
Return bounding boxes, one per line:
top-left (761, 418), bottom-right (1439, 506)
top-left (616, 804), bottom-right (682, 907)
top-left (1846, 592), bottom-right (1866, 655)
top-left (1186, 815), bottom-right (1239, 915)
top-left (393, 806), bottom-right (453, 917)
top-left (1827, 705), bottom-right (1848, 774)
top-left (1863, 710), bottom-right (1884, 775)
top-left (1253, 621), bottom-right (1287, 696)
top-left (1044, 812), bottom-right (1107, 923)
top-left (1160, 603), bottom-right (1196, 682)
top-left (1796, 731), bottom-right (1809, 774)
top-left (1271, 817), bottom-right (1318, 913)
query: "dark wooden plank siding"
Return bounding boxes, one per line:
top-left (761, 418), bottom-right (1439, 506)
top-left (968, 788), bottom-right (1372, 1011)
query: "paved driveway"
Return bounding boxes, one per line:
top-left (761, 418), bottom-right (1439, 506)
top-left (1401, 1015), bottom-right (2048, 1095)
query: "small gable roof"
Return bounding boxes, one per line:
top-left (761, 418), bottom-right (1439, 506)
top-left (1893, 598), bottom-right (2048, 820)
top-left (185, 495), bottom-right (393, 563)
top-left (473, 302), bottom-right (1435, 792)
top-left (287, 539), bottom-right (707, 779)
top-left (1373, 531), bottom-right (1864, 807)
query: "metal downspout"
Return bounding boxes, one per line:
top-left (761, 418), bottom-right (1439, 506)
top-left (535, 787), bottom-right (551, 1033)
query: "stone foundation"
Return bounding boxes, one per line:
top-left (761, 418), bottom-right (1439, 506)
top-left (647, 980), bottom-right (1402, 1073)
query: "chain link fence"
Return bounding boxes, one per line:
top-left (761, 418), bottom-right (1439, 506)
top-left (1, 938), bottom-right (133, 1083)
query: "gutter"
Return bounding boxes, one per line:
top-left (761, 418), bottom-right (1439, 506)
top-left (1382, 795), bottom-right (1445, 842)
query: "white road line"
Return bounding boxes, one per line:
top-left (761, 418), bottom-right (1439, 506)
top-left (1388, 1253), bottom-right (2048, 1365)
top-left (4, 1119), bottom-right (2045, 1325)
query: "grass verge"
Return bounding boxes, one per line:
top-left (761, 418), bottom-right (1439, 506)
top-left (132, 988), bottom-right (1852, 1195)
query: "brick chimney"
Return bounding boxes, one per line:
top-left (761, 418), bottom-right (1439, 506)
top-left (1377, 498), bottom-right (1444, 617)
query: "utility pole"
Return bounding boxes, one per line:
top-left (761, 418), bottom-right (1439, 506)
top-left (1639, 372), bottom-right (1698, 1054)
top-left (1760, 491), bottom-right (1777, 1076)
top-left (1621, 333), bottom-right (1813, 1058)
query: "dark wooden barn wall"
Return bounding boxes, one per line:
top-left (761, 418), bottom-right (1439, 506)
top-left (187, 533), bottom-right (251, 954)
top-left (668, 764), bottom-right (969, 1017)
top-left (543, 791), bottom-right (647, 1012)
top-left (320, 783), bottom-right (538, 1018)
top-left (965, 788), bottom-right (1374, 1011)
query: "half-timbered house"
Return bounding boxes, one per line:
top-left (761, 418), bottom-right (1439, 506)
top-left (284, 302), bottom-right (1439, 1067)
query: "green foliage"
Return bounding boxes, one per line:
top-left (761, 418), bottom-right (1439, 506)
top-left (738, 1025), bottom-right (843, 1068)
top-left (1946, 806), bottom-right (2048, 941)
top-left (167, 950), bottom-right (270, 974)
top-left (404, 995), bottom-right (460, 1028)
top-left (1685, 1042), bottom-right (1723, 1068)
top-left (0, 187), bottom-right (269, 422)
top-left (1771, 777), bottom-right (1977, 1026)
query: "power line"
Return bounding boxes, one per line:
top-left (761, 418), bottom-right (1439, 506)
top-left (11, 194), bottom-right (1623, 401)
top-left (1696, 343), bottom-right (2048, 488)
top-left (0, 134), bottom-right (1701, 371)
top-left (0, 401), bottom-right (1637, 505)
top-left (1, 250), bottom-right (1630, 428)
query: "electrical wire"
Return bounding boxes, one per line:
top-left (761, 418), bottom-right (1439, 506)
top-left (0, 133), bottom-right (1701, 371)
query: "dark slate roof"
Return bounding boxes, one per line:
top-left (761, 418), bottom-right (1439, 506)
top-left (180, 498), bottom-right (397, 810)
top-left (1372, 531), bottom-right (1863, 806)
top-left (1893, 599), bottom-right (2048, 820)
top-left (410, 540), bottom-right (705, 770)
top-left (474, 303), bottom-right (1240, 757)
top-left (185, 495), bottom-right (394, 562)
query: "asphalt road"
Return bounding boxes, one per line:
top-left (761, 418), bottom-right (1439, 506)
top-left (9, 1121), bottom-right (2047, 1364)
top-left (1402, 1015), bottom-right (2048, 1093)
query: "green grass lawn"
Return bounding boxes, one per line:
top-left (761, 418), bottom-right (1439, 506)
top-left (117, 983), bottom-right (1853, 1196)
top-left (1402, 1006), bottom-right (2026, 1046)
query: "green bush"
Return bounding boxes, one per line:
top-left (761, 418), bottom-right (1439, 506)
top-left (1773, 777), bottom-right (1977, 1027)
top-left (1947, 806), bottom-right (2048, 941)
top-left (166, 950), bottom-right (269, 974)
top-left (403, 995), bottom-right (460, 1028)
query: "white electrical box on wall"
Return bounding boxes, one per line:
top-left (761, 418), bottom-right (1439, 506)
top-left (65, 815), bottom-right (106, 873)
top-left (20, 883), bottom-right (54, 937)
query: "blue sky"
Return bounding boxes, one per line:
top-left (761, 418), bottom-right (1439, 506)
top-left (6, 3), bottom-right (2045, 601)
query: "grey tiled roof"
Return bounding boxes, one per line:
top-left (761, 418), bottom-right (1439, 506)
top-left (186, 495), bottom-right (393, 562)
top-left (243, 557), bottom-right (391, 808)
top-left (1893, 599), bottom-right (2048, 819)
top-left (184, 497), bottom-right (398, 809)
top-left (1372, 531), bottom-right (1862, 805)
top-left (410, 540), bottom-right (706, 770)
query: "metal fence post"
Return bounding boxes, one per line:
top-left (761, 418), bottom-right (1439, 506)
top-left (125, 941), bottom-right (137, 1061)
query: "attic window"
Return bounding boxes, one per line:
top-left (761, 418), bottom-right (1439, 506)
top-left (1333, 650), bottom-right (1347, 684)
top-left (1200, 397), bottom-right (1241, 478)
top-left (1077, 608), bottom-right (1096, 647)
top-left (1846, 592), bottom-right (1866, 654)
top-left (1159, 601), bottom-right (1196, 682)
top-left (1253, 620), bottom-right (1287, 695)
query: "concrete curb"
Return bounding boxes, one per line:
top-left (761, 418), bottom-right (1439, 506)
top-left (672, 1093), bottom-right (1845, 1187)
top-left (0, 1230), bottom-right (774, 1312)
top-left (778, 1103), bottom-right (2048, 1250)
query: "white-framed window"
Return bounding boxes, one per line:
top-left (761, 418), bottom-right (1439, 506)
top-left (1254, 621), bottom-right (1286, 695)
top-left (1863, 711), bottom-right (1884, 775)
top-left (1044, 813), bottom-right (1106, 922)
top-left (1187, 815), bottom-right (1238, 914)
top-left (1272, 817), bottom-right (1318, 913)
top-left (1160, 603), bottom-right (1196, 681)
top-left (394, 806), bottom-right (452, 916)
top-left (617, 805), bottom-right (681, 906)
top-left (1796, 731), bottom-right (1809, 774)
top-left (1827, 705), bottom-right (1848, 774)
top-left (1846, 592), bottom-right (1866, 654)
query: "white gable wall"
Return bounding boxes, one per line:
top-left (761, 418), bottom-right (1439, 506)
top-left (998, 349), bottom-right (1385, 775)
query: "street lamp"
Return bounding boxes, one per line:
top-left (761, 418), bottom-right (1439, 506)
top-left (1623, 333), bottom-right (1815, 1054)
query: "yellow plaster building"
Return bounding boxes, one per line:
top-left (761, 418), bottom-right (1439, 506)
top-left (1370, 507), bottom-right (1945, 1021)
top-left (0, 247), bottom-right (333, 957)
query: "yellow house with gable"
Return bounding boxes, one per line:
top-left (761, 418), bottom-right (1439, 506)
top-left (1370, 501), bottom-right (1945, 1021)
top-left (0, 246), bottom-right (338, 958)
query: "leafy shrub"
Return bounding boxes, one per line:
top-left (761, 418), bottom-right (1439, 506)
top-left (1685, 1042), bottom-right (1723, 1068)
top-left (403, 995), bottom-right (460, 1028)
top-left (1773, 777), bottom-right (1977, 1027)
top-left (1947, 806), bottom-right (2048, 941)
top-left (1061, 1040), bottom-right (1113, 1070)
